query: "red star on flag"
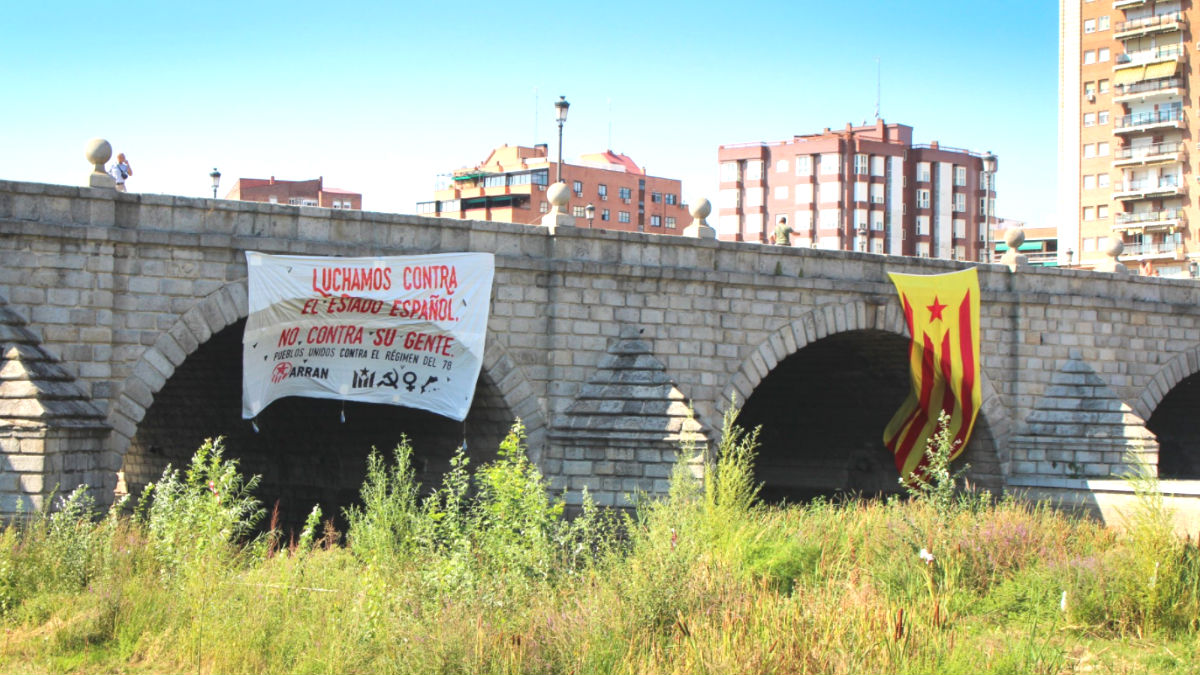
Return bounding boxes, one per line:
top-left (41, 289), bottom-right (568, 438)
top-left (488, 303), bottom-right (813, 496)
top-left (926, 296), bottom-right (947, 322)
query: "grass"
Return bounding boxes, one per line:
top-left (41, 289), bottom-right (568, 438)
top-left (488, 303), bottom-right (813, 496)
top-left (0, 415), bottom-right (1198, 674)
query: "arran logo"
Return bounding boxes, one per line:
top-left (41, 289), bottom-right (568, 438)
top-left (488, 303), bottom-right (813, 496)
top-left (271, 362), bottom-right (293, 384)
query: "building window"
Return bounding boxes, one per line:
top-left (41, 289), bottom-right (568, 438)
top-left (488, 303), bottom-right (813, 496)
top-left (870, 155), bottom-right (885, 176)
top-left (1098, 15), bottom-right (1108, 30)
top-left (1083, 143), bottom-right (1096, 159)
top-left (598, 184), bottom-right (608, 200)
top-left (854, 182), bottom-right (867, 202)
top-left (916, 216), bottom-right (930, 235)
top-left (870, 183), bottom-right (884, 204)
top-left (917, 162), bottom-right (931, 182)
top-left (775, 185), bottom-right (789, 200)
top-left (1084, 81), bottom-right (1095, 96)
top-left (776, 159), bottom-right (789, 173)
top-left (1083, 112), bottom-right (1095, 127)
top-left (795, 155), bottom-right (813, 176)
top-left (818, 208), bottom-right (840, 230)
top-left (1083, 174), bottom-right (1096, 190)
top-left (618, 211), bottom-right (630, 223)
top-left (666, 217), bottom-right (676, 229)
top-left (573, 180), bottom-right (583, 197)
top-left (720, 162), bottom-right (739, 183)
top-left (1097, 142), bottom-right (1109, 156)
top-left (540, 201), bottom-right (549, 213)
top-left (954, 166), bottom-right (966, 186)
top-left (1098, 79), bottom-right (1108, 94)
top-left (650, 215), bottom-right (662, 227)
top-left (854, 209), bottom-right (868, 230)
top-left (871, 239), bottom-right (884, 254)
top-left (854, 154), bottom-right (868, 174)
top-left (1098, 173), bottom-right (1109, 188)
top-left (871, 211), bottom-right (884, 231)
top-left (573, 206), bottom-right (586, 217)
top-left (745, 160), bottom-right (763, 181)
top-left (665, 194), bottom-right (677, 205)
top-left (1083, 50), bottom-right (1095, 64)
top-left (1098, 47), bottom-right (1109, 62)
top-left (1098, 111), bottom-right (1109, 125)
top-left (819, 153), bottom-right (840, 175)
top-left (745, 187), bottom-right (764, 207)
top-left (1098, 205), bottom-right (1109, 219)
top-left (268, 195), bottom-right (278, 204)
top-left (601, 209), bottom-right (610, 221)
top-left (818, 181), bottom-right (840, 204)
top-left (651, 191), bottom-right (662, 203)
top-left (953, 193), bottom-right (966, 212)
top-left (954, 218), bottom-right (966, 238)
top-left (794, 183), bottom-right (814, 204)
top-left (619, 187), bottom-right (632, 202)
top-left (1083, 206), bottom-right (1095, 221)
top-left (979, 197), bottom-right (987, 215)
top-left (916, 189), bottom-right (931, 208)
top-left (1084, 18), bottom-right (1095, 33)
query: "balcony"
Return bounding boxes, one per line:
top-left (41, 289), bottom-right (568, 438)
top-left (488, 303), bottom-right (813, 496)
top-left (1113, 76), bottom-right (1185, 103)
top-left (1113, 208), bottom-right (1186, 233)
top-left (1114, 108), bottom-right (1185, 134)
top-left (1114, 11), bottom-right (1184, 39)
top-left (1122, 240), bottom-right (1183, 259)
top-left (1114, 44), bottom-right (1186, 72)
top-left (1113, 176), bottom-right (1185, 200)
top-left (1113, 141), bottom-right (1186, 166)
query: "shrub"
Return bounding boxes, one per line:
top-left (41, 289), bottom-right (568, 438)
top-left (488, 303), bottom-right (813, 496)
top-left (143, 437), bottom-right (264, 575)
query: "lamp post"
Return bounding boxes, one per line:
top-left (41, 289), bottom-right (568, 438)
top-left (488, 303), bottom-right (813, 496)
top-left (585, 203), bottom-right (595, 228)
top-left (554, 96), bottom-right (569, 184)
top-left (1066, 248), bottom-right (1074, 267)
top-left (209, 168), bottom-right (221, 199)
top-left (981, 151), bottom-right (997, 262)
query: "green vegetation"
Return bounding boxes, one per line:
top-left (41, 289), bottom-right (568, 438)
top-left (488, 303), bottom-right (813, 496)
top-left (1, 414), bottom-right (1199, 674)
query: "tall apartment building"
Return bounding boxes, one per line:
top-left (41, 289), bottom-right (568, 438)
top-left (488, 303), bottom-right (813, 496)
top-left (717, 120), bottom-right (996, 260)
top-left (1060, 0), bottom-right (1198, 276)
top-left (419, 144), bottom-right (691, 235)
top-left (225, 177), bottom-right (362, 210)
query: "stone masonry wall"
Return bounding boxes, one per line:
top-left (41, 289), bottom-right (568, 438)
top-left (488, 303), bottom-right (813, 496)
top-left (3, 179), bottom-right (1200, 518)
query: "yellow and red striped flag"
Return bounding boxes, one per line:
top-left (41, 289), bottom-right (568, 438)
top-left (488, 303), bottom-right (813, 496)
top-left (883, 268), bottom-right (982, 480)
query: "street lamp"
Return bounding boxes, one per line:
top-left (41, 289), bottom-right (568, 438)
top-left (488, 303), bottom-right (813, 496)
top-left (554, 96), bottom-right (570, 183)
top-left (585, 202), bottom-right (595, 227)
top-left (209, 168), bottom-right (221, 199)
top-left (1066, 248), bottom-right (1074, 267)
top-left (981, 151), bottom-right (997, 262)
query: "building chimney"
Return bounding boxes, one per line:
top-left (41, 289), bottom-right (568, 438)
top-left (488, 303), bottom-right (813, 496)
top-left (269, 176), bottom-right (275, 184)
top-left (535, 143), bottom-right (548, 157)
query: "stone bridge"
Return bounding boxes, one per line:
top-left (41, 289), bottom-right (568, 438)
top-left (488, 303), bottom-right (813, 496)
top-left (3, 178), bottom-right (1200, 530)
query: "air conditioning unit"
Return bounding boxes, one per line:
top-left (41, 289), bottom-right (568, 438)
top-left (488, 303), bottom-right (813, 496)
top-left (1086, 93), bottom-right (1096, 102)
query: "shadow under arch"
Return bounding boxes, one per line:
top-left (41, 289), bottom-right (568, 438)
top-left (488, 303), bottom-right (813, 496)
top-left (112, 281), bottom-right (548, 530)
top-left (1137, 347), bottom-right (1200, 478)
top-left (721, 300), bottom-right (1009, 503)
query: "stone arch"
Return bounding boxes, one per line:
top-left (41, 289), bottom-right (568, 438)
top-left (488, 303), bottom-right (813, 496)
top-left (1132, 346), bottom-right (1200, 422)
top-left (718, 298), bottom-right (1013, 481)
top-left (108, 279), bottom-right (549, 469)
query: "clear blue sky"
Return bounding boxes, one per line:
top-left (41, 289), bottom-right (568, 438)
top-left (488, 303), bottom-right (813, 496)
top-left (2, 1), bottom-right (1058, 225)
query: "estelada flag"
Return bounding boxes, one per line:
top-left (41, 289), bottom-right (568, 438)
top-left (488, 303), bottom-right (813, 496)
top-left (883, 268), bottom-right (982, 479)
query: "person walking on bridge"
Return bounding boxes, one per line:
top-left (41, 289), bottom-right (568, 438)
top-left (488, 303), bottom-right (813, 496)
top-left (110, 153), bottom-right (133, 192)
top-left (772, 216), bottom-right (800, 246)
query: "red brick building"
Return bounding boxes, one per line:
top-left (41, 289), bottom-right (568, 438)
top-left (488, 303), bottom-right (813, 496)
top-left (225, 177), bottom-right (362, 210)
top-left (718, 120), bottom-right (996, 260)
top-left (419, 144), bottom-right (691, 234)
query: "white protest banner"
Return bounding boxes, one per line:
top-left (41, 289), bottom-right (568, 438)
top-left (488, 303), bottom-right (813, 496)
top-left (242, 251), bottom-right (495, 421)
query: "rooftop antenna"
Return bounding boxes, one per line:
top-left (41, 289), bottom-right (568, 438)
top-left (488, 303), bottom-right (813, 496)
top-left (534, 87), bottom-right (539, 146)
top-left (874, 57), bottom-right (882, 120)
top-left (607, 97), bottom-right (613, 150)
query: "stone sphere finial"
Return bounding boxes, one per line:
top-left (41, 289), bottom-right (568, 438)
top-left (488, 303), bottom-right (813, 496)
top-left (1104, 236), bottom-right (1124, 259)
top-left (547, 182), bottom-right (569, 209)
top-left (84, 138), bottom-right (115, 189)
top-left (683, 196), bottom-right (717, 239)
top-left (1004, 227), bottom-right (1025, 249)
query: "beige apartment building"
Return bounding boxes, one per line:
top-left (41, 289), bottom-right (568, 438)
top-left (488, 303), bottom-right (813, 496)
top-left (419, 144), bottom-right (690, 235)
top-left (717, 121), bottom-right (996, 260)
top-left (1061, 0), bottom-right (1200, 277)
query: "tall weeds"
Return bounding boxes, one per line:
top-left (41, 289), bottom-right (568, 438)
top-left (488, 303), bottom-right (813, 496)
top-left (0, 412), bottom-right (1197, 673)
